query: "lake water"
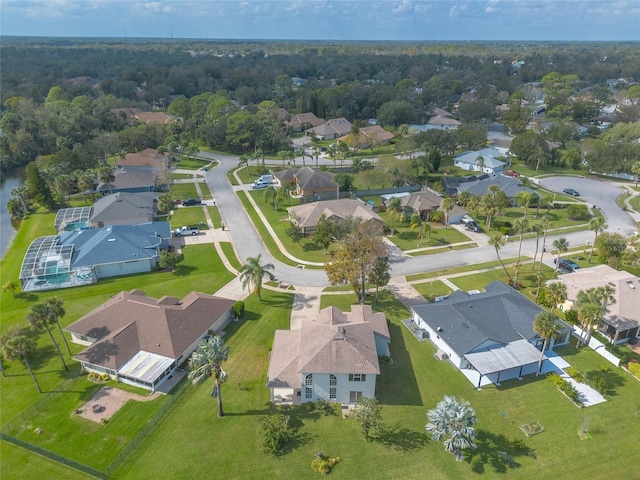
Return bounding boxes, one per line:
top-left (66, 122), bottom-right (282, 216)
top-left (1, 168), bottom-right (26, 259)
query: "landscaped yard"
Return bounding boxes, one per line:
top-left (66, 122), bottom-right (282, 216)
top-left (412, 280), bottom-right (453, 301)
top-left (379, 210), bottom-right (471, 251)
top-left (174, 157), bottom-right (216, 170)
top-left (170, 207), bottom-right (209, 230)
top-left (475, 206), bottom-right (591, 236)
top-left (169, 182), bottom-right (199, 201)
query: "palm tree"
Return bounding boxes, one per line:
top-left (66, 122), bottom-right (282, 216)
top-left (475, 155), bottom-right (486, 173)
top-left (410, 213), bottom-right (425, 246)
top-left (546, 281), bottom-right (568, 312)
top-left (441, 197), bottom-right (455, 228)
top-left (489, 234), bottom-right (512, 281)
top-left (537, 216), bottom-right (552, 274)
top-left (515, 191), bottom-right (534, 218)
top-left (426, 396), bottom-right (477, 461)
top-left (576, 286), bottom-right (615, 347)
top-left (277, 150), bottom-right (290, 168)
top-left (27, 302), bottom-right (68, 371)
top-left (533, 311), bottom-right (560, 375)
top-left (264, 186), bottom-right (279, 211)
top-left (530, 224), bottom-right (542, 271)
top-left (552, 237), bottom-right (569, 274)
top-left (43, 297), bottom-right (71, 355)
top-left (1, 327), bottom-right (41, 393)
top-left (513, 217), bottom-right (529, 287)
top-left (588, 217), bottom-right (607, 263)
top-left (188, 336), bottom-right (230, 418)
top-left (239, 254), bottom-right (275, 301)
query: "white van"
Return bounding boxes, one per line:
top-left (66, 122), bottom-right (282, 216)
top-left (252, 180), bottom-right (270, 189)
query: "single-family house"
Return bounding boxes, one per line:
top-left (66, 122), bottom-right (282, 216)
top-left (19, 222), bottom-right (171, 292)
top-left (427, 108), bottom-right (454, 117)
top-left (117, 148), bottom-right (169, 168)
top-left (53, 192), bottom-right (161, 232)
top-left (428, 115), bottom-right (461, 129)
top-left (288, 198), bottom-right (383, 234)
top-left (556, 265), bottom-right (640, 344)
top-left (286, 112), bottom-right (326, 132)
top-left (291, 166), bottom-right (338, 198)
top-left (65, 290), bottom-right (234, 392)
top-left (97, 166), bottom-right (159, 196)
top-left (306, 118), bottom-right (352, 140)
top-left (382, 191), bottom-right (468, 223)
top-left (441, 174), bottom-right (537, 202)
top-left (454, 148), bottom-right (507, 174)
top-left (266, 305), bottom-right (390, 405)
top-left (357, 125), bottom-right (394, 147)
top-left (411, 281), bottom-right (572, 388)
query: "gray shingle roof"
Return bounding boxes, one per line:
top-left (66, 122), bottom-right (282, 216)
top-left (411, 281), bottom-right (550, 357)
top-left (455, 148), bottom-right (507, 169)
top-left (60, 222), bottom-right (170, 268)
top-left (97, 166), bottom-right (156, 191)
top-left (294, 166), bottom-right (337, 191)
top-left (90, 192), bottom-right (160, 226)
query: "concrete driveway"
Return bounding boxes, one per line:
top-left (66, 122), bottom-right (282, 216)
top-left (539, 176), bottom-right (637, 237)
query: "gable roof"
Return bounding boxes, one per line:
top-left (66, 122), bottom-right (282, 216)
top-left (274, 167), bottom-right (300, 183)
top-left (358, 125), bottom-right (394, 143)
top-left (428, 107), bottom-right (453, 117)
top-left (266, 305), bottom-right (387, 388)
top-left (557, 265), bottom-right (640, 331)
top-left (400, 191), bottom-right (443, 212)
top-left (294, 166), bottom-right (337, 191)
top-left (133, 111), bottom-right (174, 124)
top-left (455, 148), bottom-right (507, 169)
top-left (306, 117), bottom-right (352, 137)
top-left (411, 281), bottom-right (553, 357)
top-left (441, 174), bottom-right (537, 199)
top-left (60, 222), bottom-right (170, 268)
top-left (429, 115), bottom-right (461, 126)
top-left (287, 112), bottom-right (325, 129)
top-left (90, 192), bottom-right (160, 226)
top-left (97, 166), bottom-right (157, 192)
top-left (66, 290), bottom-right (234, 370)
top-left (288, 199), bottom-right (383, 229)
top-left (117, 148), bottom-right (168, 168)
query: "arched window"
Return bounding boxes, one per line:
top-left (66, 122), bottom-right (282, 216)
top-left (305, 374), bottom-right (313, 399)
top-left (329, 374), bottom-right (337, 386)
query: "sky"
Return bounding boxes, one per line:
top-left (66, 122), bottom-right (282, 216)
top-left (1, 0), bottom-right (639, 42)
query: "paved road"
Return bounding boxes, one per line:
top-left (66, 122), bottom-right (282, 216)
top-left (539, 176), bottom-right (637, 236)
top-left (201, 152), bottom-right (612, 287)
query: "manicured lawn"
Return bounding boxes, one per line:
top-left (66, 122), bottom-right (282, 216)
top-left (381, 214), bottom-right (471, 252)
top-left (629, 194), bottom-right (640, 212)
top-left (200, 181), bottom-right (212, 199)
top-left (174, 157), bottom-right (215, 170)
top-left (169, 173), bottom-right (193, 180)
top-left (220, 242), bottom-right (242, 271)
top-left (207, 206), bottom-right (222, 228)
top-left (1, 442), bottom-right (92, 480)
top-left (169, 182), bottom-right (199, 200)
top-left (477, 206), bottom-right (590, 236)
top-left (408, 243), bottom-right (476, 256)
top-left (170, 207), bottom-right (209, 230)
top-left (406, 257), bottom-right (522, 282)
top-left (412, 280), bottom-right (453, 301)
top-left (236, 164), bottom-right (280, 184)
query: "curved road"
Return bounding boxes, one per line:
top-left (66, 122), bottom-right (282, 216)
top-left (203, 153), bottom-right (632, 287)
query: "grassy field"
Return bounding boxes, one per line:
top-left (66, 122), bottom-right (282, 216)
top-left (220, 242), bottom-right (242, 271)
top-left (169, 182), bottom-right (199, 201)
top-left (412, 280), bottom-right (454, 301)
top-left (174, 157), bottom-right (216, 170)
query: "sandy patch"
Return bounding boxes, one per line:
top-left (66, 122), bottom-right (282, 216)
top-left (76, 386), bottom-right (158, 423)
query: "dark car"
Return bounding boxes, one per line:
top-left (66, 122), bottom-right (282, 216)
top-left (554, 258), bottom-right (580, 272)
top-left (465, 221), bottom-right (482, 233)
top-left (563, 188), bottom-right (580, 196)
top-left (182, 198), bottom-right (202, 206)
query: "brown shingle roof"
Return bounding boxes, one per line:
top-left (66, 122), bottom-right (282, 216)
top-left (66, 290), bottom-right (234, 370)
top-left (359, 125), bottom-right (394, 144)
top-left (287, 112), bottom-right (325, 129)
top-left (117, 148), bottom-right (168, 168)
top-left (288, 199), bottom-right (383, 230)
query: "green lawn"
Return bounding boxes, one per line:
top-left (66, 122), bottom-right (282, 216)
top-left (169, 173), bottom-right (193, 180)
top-left (207, 206), bottom-right (222, 228)
top-left (408, 243), bottom-right (477, 257)
top-left (629, 194), bottom-right (640, 212)
top-left (381, 214), bottom-right (471, 252)
top-left (200, 181), bottom-right (212, 200)
top-left (170, 207), bottom-right (209, 230)
top-left (412, 280), bottom-right (453, 301)
top-left (477, 206), bottom-right (590, 236)
top-left (220, 242), bottom-right (242, 271)
top-left (406, 257), bottom-right (523, 282)
top-left (174, 156), bottom-right (215, 170)
top-left (169, 183), bottom-right (199, 200)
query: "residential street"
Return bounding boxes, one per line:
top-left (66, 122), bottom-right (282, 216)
top-left (202, 151), bottom-right (637, 287)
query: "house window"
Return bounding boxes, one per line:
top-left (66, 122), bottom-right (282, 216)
top-left (330, 388), bottom-right (336, 399)
top-left (305, 387), bottom-right (313, 399)
top-left (305, 374), bottom-right (313, 386)
top-left (329, 374), bottom-right (337, 386)
top-left (348, 374), bottom-right (366, 382)
top-left (349, 391), bottom-right (363, 402)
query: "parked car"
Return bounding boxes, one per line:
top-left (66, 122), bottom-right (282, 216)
top-left (554, 258), bottom-right (580, 273)
top-left (173, 226), bottom-right (200, 236)
top-left (563, 188), bottom-right (580, 196)
top-left (182, 198), bottom-right (202, 206)
top-left (465, 221), bottom-right (482, 232)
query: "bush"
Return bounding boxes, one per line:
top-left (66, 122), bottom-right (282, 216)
top-left (315, 399), bottom-right (336, 416)
top-left (259, 414), bottom-right (292, 455)
top-left (563, 309), bottom-right (579, 326)
top-left (628, 361), bottom-right (640, 379)
top-left (232, 300), bottom-right (245, 319)
top-left (547, 373), bottom-right (582, 406)
top-left (565, 367), bottom-right (585, 383)
top-left (311, 452), bottom-right (341, 475)
top-left (566, 204), bottom-right (590, 220)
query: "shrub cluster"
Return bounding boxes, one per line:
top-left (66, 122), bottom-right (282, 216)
top-left (311, 452), bottom-right (341, 475)
top-left (628, 361), bottom-right (640, 379)
top-left (87, 372), bottom-right (110, 382)
top-left (547, 373), bottom-right (582, 406)
top-left (314, 399), bottom-right (336, 416)
top-left (259, 413), bottom-right (292, 456)
top-left (232, 300), bottom-right (245, 319)
top-left (564, 366), bottom-right (585, 383)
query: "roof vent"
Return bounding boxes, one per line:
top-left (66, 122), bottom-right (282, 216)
top-left (108, 238), bottom-right (116, 242)
top-left (437, 327), bottom-right (444, 333)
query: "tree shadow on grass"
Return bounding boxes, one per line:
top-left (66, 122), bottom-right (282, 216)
top-left (173, 264), bottom-right (197, 276)
top-left (465, 429), bottom-right (535, 474)
top-left (376, 422), bottom-right (429, 452)
top-left (586, 367), bottom-right (626, 397)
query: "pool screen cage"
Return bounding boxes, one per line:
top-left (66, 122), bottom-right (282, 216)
top-left (54, 206), bottom-right (93, 232)
top-left (20, 236), bottom-right (74, 288)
